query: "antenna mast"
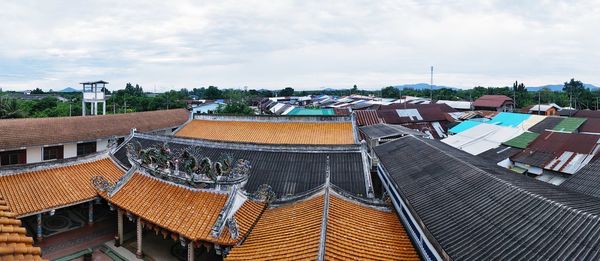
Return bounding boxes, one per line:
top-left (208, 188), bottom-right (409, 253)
top-left (430, 66), bottom-right (433, 101)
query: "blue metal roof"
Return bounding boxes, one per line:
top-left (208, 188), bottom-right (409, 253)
top-left (449, 120), bottom-right (482, 134)
top-left (488, 112), bottom-right (531, 127)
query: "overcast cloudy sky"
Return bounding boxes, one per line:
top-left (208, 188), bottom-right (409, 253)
top-left (1, 0), bottom-right (599, 91)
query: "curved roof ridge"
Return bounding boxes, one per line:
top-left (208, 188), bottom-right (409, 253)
top-left (0, 152), bottom-right (111, 177)
top-left (134, 132), bottom-right (362, 152)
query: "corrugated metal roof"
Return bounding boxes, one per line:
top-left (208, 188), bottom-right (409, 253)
top-left (354, 110), bottom-right (383, 126)
top-left (287, 108), bottom-right (335, 116)
top-left (579, 117), bottom-right (600, 134)
top-left (448, 120), bottom-right (482, 134)
top-left (359, 123), bottom-right (425, 140)
top-left (488, 112), bottom-right (531, 127)
top-left (511, 131), bottom-right (600, 174)
top-left (560, 158), bottom-right (600, 197)
top-left (528, 117), bottom-right (564, 133)
top-left (502, 132), bottom-right (540, 149)
top-left (518, 114), bottom-right (545, 131)
top-left (478, 145), bottom-right (523, 163)
top-left (552, 117), bottom-right (587, 132)
top-left (442, 123), bottom-right (524, 155)
top-left (472, 95), bottom-right (512, 108)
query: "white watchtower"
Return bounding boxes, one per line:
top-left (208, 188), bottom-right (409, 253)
top-left (81, 80), bottom-right (108, 116)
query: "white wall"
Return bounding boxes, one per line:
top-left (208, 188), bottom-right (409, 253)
top-left (64, 143), bottom-right (78, 158)
top-left (96, 139), bottom-right (109, 152)
top-left (26, 146), bottom-right (42, 164)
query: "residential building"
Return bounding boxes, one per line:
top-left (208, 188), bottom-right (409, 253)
top-left (0, 109), bottom-right (189, 166)
top-left (473, 95), bottom-right (514, 111)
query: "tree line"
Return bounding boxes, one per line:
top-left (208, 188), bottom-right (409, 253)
top-left (2, 79), bottom-right (600, 119)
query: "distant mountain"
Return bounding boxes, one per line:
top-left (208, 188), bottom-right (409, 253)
top-left (59, 87), bottom-right (80, 92)
top-left (527, 83), bottom-right (600, 92)
top-left (394, 83), bottom-right (458, 91)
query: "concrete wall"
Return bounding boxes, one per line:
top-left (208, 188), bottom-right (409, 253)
top-left (64, 143), bottom-right (78, 158)
top-left (26, 146), bottom-right (42, 164)
top-left (96, 139), bottom-right (109, 152)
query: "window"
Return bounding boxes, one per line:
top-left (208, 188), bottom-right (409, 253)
top-left (43, 145), bottom-right (64, 161)
top-left (0, 150), bottom-right (26, 166)
top-left (77, 142), bottom-right (97, 156)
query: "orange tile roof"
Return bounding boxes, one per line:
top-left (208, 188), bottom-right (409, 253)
top-left (0, 109), bottom-right (189, 150)
top-left (215, 200), bottom-right (266, 245)
top-left (101, 173), bottom-right (264, 244)
top-left (226, 195), bottom-right (324, 260)
top-left (175, 120), bottom-right (355, 145)
top-left (226, 192), bottom-right (419, 261)
top-left (325, 196), bottom-right (419, 261)
top-left (0, 195), bottom-right (44, 260)
top-left (0, 158), bottom-right (124, 217)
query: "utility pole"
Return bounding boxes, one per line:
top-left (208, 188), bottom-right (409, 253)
top-left (430, 66), bottom-right (434, 101)
top-left (538, 91), bottom-right (541, 115)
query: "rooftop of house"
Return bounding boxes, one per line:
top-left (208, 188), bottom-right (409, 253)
top-left (375, 135), bottom-right (600, 260)
top-left (472, 95), bottom-right (513, 108)
top-left (0, 109), bottom-right (190, 151)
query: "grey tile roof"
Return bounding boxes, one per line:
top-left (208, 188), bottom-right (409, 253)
top-left (113, 134), bottom-right (369, 199)
top-left (528, 117), bottom-right (564, 133)
top-left (560, 159), bottom-right (600, 198)
top-left (477, 145), bottom-right (522, 163)
top-left (359, 123), bottom-right (425, 140)
top-left (374, 136), bottom-right (600, 260)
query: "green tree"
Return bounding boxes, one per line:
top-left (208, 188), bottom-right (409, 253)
top-left (30, 88), bottom-right (44, 94)
top-left (204, 86), bottom-right (223, 100)
top-left (563, 78), bottom-right (585, 108)
top-left (0, 97), bottom-right (26, 118)
top-left (351, 84), bottom-right (358, 94)
top-left (279, 87), bottom-right (295, 97)
top-left (381, 86), bottom-right (399, 98)
top-left (215, 101), bottom-right (254, 115)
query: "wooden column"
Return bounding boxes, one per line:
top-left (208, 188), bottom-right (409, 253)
top-left (115, 209), bottom-right (123, 247)
top-left (36, 214), bottom-right (43, 242)
top-left (88, 201), bottom-right (94, 225)
top-left (136, 217), bottom-right (143, 259)
top-left (188, 242), bottom-right (194, 261)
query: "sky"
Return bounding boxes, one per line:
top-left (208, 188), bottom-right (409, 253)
top-left (1, 0), bottom-right (599, 91)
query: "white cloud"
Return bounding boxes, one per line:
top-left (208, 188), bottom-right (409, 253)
top-left (1, 0), bottom-right (599, 91)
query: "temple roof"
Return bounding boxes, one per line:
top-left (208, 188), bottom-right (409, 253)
top-left (0, 109), bottom-right (189, 151)
top-left (99, 172), bottom-right (265, 245)
top-left (175, 119), bottom-right (356, 145)
top-left (226, 190), bottom-right (418, 260)
top-left (113, 134), bottom-right (370, 199)
top-left (0, 195), bottom-right (44, 260)
top-left (0, 158), bottom-right (123, 217)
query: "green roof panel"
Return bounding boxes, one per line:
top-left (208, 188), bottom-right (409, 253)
top-left (552, 117), bottom-right (587, 132)
top-left (287, 108), bottom-right (335, 116)
top-left (502, 132), bottom-right (540, 149)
